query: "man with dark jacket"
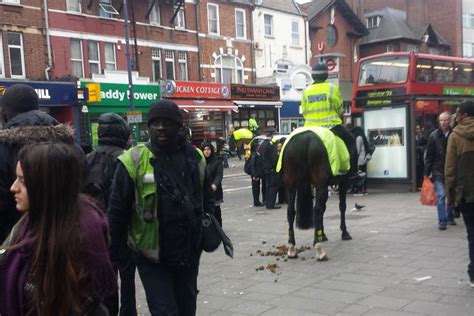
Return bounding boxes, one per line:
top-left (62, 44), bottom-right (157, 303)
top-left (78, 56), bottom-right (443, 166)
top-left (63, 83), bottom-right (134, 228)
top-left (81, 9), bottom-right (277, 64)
top-left (249, 142), bottom-right (265, 207)
top-left (0, 84), bottom-right (64, 242)
top-left (424, 112), bottom-right (455, 230)
top-left (84, 113), bottom-right (136, 316)
top-left (445, 101), bottom-right (474, 287)
top-left (259, 127), bottom-right (280, 209)
top-left (108, 100), bottom-right (215, 315)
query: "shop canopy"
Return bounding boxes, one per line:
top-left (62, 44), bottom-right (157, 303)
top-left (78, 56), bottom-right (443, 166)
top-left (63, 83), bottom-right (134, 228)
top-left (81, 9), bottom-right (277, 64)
top-left (172, 99), bottom-right (237, 111)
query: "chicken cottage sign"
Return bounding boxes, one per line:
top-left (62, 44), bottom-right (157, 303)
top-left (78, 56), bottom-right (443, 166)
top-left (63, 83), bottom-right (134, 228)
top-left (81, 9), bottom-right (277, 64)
top-left (162, 80), bottom-right (231, 99)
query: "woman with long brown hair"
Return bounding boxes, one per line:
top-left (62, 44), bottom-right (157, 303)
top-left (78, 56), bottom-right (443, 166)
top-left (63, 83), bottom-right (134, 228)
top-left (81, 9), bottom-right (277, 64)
top-left (0, 142), bottom-right (116, 316)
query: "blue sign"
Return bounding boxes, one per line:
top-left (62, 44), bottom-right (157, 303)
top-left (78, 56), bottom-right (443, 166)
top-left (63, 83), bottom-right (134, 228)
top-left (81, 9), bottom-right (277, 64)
top-left (0, 80), bottom-right (78, 106)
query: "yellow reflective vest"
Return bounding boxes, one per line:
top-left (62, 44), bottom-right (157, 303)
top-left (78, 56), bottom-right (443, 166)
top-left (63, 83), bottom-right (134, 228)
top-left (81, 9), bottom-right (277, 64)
top-left (301, 82), bottom-right (343, 128)
top-left (233, 128), bottom-right (253, 140)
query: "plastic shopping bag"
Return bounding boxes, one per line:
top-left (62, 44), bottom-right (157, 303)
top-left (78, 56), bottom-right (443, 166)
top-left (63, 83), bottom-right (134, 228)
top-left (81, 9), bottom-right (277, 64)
top-left (420, 177), bottom-right (436, 206)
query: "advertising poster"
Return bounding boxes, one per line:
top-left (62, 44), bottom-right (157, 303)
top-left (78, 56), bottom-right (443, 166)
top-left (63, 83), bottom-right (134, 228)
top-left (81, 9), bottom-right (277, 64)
top-left (364, 107), bottom-right (408, 178)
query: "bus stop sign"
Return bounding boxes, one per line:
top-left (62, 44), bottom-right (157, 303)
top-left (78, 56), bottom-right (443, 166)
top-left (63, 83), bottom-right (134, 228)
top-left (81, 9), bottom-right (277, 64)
top-left (127, 111), bottom-right (142, 124)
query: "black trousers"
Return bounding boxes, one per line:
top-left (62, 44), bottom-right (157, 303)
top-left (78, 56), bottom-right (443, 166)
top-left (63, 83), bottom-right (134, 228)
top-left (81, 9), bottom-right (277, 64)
top-left (104, 249), bottom-right (137, 316)
top-left (460, 202), bottom-right (474, 280)
top-left (264, 171), bottom-right (279, 208)
top-left (331, 125), bottom-right (358, 175)
top-left (136, 258), bottom-right (200, 316)
top-left (251, 177), bottom-right (263, 205)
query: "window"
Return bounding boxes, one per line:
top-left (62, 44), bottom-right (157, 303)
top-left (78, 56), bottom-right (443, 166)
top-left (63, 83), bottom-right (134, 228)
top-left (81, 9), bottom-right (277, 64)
top-left (214, 55), bottom-right (243, 84)
top-left (326, 25), bottom-right (337, 48)
top-left (291, 21), bottom-right (299, 46)
top-left (148, 0), bottom-right (160, 25)
top-left (1, 0), bottom-right (20, 4)
top-left (88, 41), bottom-right (100, 75)
top-left (152, 48), bottom-right (162, 81)
top-left (386, 44), bottom-right (394, 52)
top-left (174, 5), bottom-right (185, 29)
top-left (99, 0), bottom-right (118, 18)
top-left (366, 16), bottom-right (381, 28)
top-left (454, 63), bottom-right (472, 84)
top-left (264, 14), bottom-right (273, 36)
top-left (235, 9), bottom-right (246, 39)
top-left (66, 0), bottom-right (81, 12)
top-left (165, 50), bottom-right (175, 80)
top-left (358, 56), bottom-right (409, 86)
top-left (178, 52), bottom-right (188, 81)
top-left (463, 13), bottom-right (474, 28)
top-left (0, 35), bottom-right (4, 77)
top-left (463, 42), bottom-right (474, 58)
top-left (207, 4), bottom-right (219, 35)
top-left (8, 32), bottom-right (25, 78)
top-left (428, 47), bottom-right (440, 55)
top-left (407, 44), bottom-right (419, 53)
top-left (104, 43), bottom-right (116, 70)
top-left (70, 39), bottom-right (84, 78)
top-left (433, 60), bottom-right (454, 82)
top-left (416, 58), bottom-right (433, 82)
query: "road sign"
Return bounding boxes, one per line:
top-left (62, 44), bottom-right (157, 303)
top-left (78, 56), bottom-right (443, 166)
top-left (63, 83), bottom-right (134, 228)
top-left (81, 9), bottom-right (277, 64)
top-left (127, 111), bottom-right (142, 124)
top-left (326, 58), bottom-right (336, 71)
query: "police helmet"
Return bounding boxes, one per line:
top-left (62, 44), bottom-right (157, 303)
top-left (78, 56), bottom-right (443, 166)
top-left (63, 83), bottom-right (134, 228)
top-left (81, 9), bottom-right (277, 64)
top-left (311, 63), bottom-right (328, 82)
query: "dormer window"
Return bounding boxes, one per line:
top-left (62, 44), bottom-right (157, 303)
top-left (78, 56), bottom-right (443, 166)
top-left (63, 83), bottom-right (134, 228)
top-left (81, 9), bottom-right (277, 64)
top-left (366, 16), bottom-right (381, 28)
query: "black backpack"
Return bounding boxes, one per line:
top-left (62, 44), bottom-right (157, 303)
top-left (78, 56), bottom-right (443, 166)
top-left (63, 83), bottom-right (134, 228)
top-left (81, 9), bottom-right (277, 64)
top-left (84, 148), bottom-right (123, 211)
top-left (244, 158), bottom-right (251, 175)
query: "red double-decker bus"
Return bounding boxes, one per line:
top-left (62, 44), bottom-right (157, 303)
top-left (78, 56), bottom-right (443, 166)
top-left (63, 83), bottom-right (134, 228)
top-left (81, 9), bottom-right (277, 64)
top-left (351, 52), bottom-right (474, 186)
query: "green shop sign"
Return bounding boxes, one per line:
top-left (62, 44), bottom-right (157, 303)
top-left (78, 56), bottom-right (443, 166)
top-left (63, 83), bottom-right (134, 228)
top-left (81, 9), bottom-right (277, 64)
top-left (443, 86), bottom-right (474, 96)
top-left (80, 82), bottom-right (160, 108)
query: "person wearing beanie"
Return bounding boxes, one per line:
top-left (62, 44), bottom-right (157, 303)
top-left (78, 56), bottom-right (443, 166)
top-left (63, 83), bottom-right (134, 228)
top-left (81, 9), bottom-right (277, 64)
top-left (0, 84), bottom-right (62, 243)
top-left (108, 100), bottom-right (215, 315)
top-left (83, 113), bottom-right (136, 315)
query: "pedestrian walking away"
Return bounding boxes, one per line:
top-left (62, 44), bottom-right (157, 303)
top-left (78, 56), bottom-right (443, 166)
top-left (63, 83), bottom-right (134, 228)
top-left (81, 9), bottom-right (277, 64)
top-left (0, 142), bottom-right (116, 316)
top-left (445, 101), bottom-right (474, 287)
top-left (108, 100), bottom-right (215, 316)
top-left (84, 112), bottom-right (137, 316)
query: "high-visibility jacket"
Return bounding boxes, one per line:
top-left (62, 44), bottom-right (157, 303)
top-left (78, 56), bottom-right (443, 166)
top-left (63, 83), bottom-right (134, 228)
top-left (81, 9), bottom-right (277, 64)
top-left (118, 143), bottom-right (206, 262)
top-left (233, 128), bottom-right (253, 140)
top-left (248, 118), bottom-right (259, 133)
top-left (301, 82), bottom-right (343, 128)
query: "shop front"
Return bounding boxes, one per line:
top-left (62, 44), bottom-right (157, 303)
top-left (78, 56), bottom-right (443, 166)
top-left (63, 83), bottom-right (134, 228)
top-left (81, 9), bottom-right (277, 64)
top-left (230, 84), bottom-right (281, 134)
top-left (80, 81), bottom-right (160, 145)
top-left (161, 80), bottom-right (236, 147)
top-left (0, 80), bottom-right (80, 138)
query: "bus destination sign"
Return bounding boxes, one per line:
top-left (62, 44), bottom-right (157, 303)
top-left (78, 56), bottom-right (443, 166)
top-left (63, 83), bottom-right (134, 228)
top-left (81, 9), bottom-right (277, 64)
top-left (355, 87), bottom-right (406, 108)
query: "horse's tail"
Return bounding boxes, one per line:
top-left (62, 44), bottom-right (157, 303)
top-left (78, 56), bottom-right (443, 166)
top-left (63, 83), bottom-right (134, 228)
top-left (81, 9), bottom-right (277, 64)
top-left (296, 177), bottom-right (314, 229)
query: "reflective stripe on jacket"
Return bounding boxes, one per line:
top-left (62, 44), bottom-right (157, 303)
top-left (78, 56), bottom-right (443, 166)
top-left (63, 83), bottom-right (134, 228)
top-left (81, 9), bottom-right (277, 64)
top-left (301, 82), bottom-right (343, 128)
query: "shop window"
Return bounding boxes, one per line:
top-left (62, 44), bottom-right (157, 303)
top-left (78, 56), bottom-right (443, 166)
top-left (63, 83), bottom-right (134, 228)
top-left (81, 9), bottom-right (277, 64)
top-left (416, 58), bottom-right (432, 82)
top-left (0, 35), bottom-right (4, 78)
top-left (104, 43), bottom-right (116, 70)
top-left (148, 0), bottom-right (160, 25)
top-left (291, 21), bottom-right (299, 46)
top-left (152, 48), bottom-right (162, 81)
top-left (235, 9), bottom-right (246, 39)
top-left (88, 41), bottom-right (100, 75)
top-left (433, 60), bottom-right (453, 82)
top-left (165, 50), bottom-right (175, 80)
top-left (66, 0), bottom-right (81, 12)
top-left (454, 63), bottom-right (472, 84)
top-left (207, 3), bottom-right (219, 35)
top-left (326, 25), bottom-right (337, 48)
top-left (70, 39), bottom-right (83, 78)
top-left (178, 51), bottom-right (188, 81)
top-left (8, 32), bottom-right (25, 78)
top-left (266, 110), bottom-right (275, 119)
top-left (174, 5), bottom-right (185, 29)
top-left (99, 0), bottom-right (119, 18)
top-left (214, 55), bottom-right (243, 84)
top-left (264, 14), bottom-right (273, 36)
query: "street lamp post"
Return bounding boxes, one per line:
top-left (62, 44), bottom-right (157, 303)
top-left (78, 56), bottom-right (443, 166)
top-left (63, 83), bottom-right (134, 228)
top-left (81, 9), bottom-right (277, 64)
top-left (122, 0), bottom-right (136, 142)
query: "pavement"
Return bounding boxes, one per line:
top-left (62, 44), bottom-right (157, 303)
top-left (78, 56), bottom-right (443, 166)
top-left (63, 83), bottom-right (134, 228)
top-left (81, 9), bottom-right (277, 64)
top-left (133, 157), bottom-right (474, 315)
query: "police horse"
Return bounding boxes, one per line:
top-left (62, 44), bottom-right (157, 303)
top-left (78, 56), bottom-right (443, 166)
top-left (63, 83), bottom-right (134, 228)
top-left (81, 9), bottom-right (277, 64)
top-left (278, 128), bottom-right (352, 260)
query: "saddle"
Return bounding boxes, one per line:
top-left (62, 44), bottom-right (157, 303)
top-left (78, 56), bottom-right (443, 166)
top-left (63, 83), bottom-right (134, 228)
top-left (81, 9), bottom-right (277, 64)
top-left (276, 126), bottom-right (350, 176)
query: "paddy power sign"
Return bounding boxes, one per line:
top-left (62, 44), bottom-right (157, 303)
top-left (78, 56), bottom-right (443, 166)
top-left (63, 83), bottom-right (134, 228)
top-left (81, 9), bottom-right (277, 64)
top-left (81, 82), bottom-right (160, 107)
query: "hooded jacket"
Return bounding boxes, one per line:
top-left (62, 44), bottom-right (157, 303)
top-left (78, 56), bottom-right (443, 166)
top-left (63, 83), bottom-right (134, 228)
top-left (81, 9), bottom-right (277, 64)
top-left (0, 111), bottom-right (74, 242)
top-left (445, 117), bottom-right (474, 206)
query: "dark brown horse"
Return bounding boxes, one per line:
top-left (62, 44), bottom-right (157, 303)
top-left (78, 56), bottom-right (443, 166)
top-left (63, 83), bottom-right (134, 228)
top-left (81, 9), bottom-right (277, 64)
top-left (281, 130), bottom-right (352, 260)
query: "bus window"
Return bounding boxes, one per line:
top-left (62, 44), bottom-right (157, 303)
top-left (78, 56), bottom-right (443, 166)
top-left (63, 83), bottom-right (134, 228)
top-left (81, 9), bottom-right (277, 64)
top-left (433, 60), bottom-right (454, 83)
top-left (454, 63), bottom-right (472, 84)
top-left (416, 58), bottom-right (433, 82)
top-left (358, 56), bottom-right (409, 86)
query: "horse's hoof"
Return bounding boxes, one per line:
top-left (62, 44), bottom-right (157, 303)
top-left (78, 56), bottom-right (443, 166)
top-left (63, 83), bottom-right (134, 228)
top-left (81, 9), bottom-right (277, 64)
top-left (287, 245), bottom-right (297, 258)
top-left (341, 232), bottom-right (352, 240)
top-left (314, 243), bottom-right (328, 261)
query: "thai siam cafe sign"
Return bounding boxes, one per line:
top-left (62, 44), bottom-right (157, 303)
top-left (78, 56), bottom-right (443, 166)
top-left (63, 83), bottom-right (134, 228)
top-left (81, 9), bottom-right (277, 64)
top-left (162, 80), bottom-right (231, 99)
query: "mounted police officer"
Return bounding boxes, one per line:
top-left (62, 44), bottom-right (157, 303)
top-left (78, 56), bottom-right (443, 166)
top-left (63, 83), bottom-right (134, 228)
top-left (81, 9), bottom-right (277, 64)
top-left (107, 100), bottom-right (215, 315)
top-left (302, 62), bottom-right (359, 180)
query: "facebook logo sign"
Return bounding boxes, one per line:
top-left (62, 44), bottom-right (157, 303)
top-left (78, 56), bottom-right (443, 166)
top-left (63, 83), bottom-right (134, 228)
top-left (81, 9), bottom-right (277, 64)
top-left (308, 94), bottom-right (327, 103)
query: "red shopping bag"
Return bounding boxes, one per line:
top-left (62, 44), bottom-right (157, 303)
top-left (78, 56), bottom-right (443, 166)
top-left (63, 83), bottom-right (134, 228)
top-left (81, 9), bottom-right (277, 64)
top-left (420, 177), bottom-right (436, 206)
